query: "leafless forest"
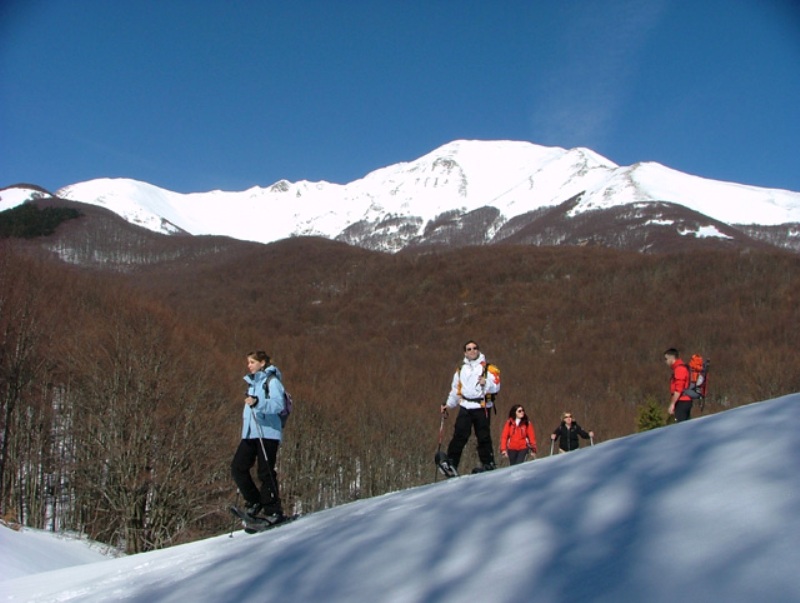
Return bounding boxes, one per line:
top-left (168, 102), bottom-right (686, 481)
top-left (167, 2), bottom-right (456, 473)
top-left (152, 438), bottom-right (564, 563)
top-left (2, 230), bottom-right (798, 553)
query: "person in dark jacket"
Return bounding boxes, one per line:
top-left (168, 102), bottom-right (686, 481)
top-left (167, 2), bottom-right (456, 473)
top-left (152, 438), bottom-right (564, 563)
top-left (550, 412), bottom-right (594, 453)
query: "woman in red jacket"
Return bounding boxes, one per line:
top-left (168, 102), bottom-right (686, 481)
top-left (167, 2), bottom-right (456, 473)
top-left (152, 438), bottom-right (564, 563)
top-left (500, 404), bottom-right (537, 465)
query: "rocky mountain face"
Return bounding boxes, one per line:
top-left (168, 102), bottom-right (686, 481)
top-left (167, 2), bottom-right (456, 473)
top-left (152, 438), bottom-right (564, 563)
top-left (2, 140), bottom-right (799, 254)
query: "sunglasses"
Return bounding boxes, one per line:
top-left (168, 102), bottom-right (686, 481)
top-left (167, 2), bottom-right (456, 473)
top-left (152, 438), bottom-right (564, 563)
top-left (516, 409), bottom-right (525, 413)
top-left (465, 346), bottom-right (479, 351)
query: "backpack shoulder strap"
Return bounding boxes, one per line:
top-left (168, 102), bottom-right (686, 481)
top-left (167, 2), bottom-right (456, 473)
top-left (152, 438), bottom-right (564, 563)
top-left (263, 370), bottom-right (281, 394)
top-left (483, 360), bottom-right (498, 410)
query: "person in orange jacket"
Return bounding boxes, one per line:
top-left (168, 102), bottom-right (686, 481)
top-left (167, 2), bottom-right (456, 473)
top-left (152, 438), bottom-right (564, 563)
top-left (500, 404), bottom-right (537, 465)
top-left (664, 347), bottom-right (693, 422)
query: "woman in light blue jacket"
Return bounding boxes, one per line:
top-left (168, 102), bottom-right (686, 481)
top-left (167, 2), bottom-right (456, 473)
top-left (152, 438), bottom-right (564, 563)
top-left (231, 350), bottom-right (286, 521)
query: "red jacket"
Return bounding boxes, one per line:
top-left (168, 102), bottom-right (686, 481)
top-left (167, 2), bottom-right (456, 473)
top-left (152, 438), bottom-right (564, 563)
top-left (501, 418), bottom-right (537, 452)
top-left (671, 359), bottom-right (692, 401)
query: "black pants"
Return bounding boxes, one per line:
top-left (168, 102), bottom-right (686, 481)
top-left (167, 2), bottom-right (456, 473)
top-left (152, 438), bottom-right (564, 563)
top-left (447, 406), bottom-right (494, 469)
top-left (674, 400), bottom-right (693, 422)
top-left (507, 449), bottom-right (528, 466)
top-left (231, 438), bottom-right (281, 511)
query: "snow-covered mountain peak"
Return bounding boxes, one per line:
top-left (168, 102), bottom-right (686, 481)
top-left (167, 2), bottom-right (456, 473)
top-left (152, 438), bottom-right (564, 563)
top-left (10, 139), bottom-right (800, 251)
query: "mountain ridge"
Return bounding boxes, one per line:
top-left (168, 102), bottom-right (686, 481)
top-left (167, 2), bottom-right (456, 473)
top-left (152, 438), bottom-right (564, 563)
top-left (2, 139), bottom-right (799, 253)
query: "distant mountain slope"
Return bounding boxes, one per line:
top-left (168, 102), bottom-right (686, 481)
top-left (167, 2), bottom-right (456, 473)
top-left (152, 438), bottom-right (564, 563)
top-left (3, 140), bottom-right (799, 253)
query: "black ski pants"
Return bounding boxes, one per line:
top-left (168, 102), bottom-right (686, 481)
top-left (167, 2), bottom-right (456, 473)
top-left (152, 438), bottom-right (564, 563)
top-left (506, 449), bottom-right (529, 466)
top-left (231, 438), bottom-right (281, 510)
top-left (674, 400), bottom-right (693, 422)
top-left (446, 406), bottom-right (494, 470)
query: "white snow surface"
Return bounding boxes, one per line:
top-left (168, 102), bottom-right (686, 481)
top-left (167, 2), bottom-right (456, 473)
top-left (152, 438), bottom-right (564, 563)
top-left (2, 392), bottom-right (799, 603)
top-left (0, 527), bottom-right (117, 581)
top-left (47, 140), bottom-right (800, 246)
top-left (0, 187), bottom-right (46, 210)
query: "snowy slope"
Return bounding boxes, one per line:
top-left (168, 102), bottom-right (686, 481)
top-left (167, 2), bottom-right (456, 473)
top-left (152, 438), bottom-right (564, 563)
top-left (572, 161), bottom-right (800, 224)
top-left (0, 527), bottom-right (118, 581)
top-left (2, 393), bottom-right (799, 603)
top-left (49, 140), bottom-right (800, 248)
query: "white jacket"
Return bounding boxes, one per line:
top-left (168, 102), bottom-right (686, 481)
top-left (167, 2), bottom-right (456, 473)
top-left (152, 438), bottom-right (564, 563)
top-left (444, 352), bottom-right (501, 410)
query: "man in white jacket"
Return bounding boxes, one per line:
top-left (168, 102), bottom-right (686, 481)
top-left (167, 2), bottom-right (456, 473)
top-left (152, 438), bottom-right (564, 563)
top-left (439, 340), bottom-right (501, 475)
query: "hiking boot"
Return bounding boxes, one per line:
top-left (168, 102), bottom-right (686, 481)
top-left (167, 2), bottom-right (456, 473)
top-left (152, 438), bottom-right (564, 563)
top-left (471, 461), bottom-right (497, 474)
top-left (437, 457), bottom-right (459, 478)
top-left (263, 512), bottom-right (286, 525)
top-left (260, 497), bottom-right (283, 516)
top-left (244, 502), bottom-right (263, 518)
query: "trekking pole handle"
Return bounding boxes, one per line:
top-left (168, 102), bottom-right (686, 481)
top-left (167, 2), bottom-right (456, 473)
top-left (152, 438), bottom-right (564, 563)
top-left (249, 405), bottom-right (270, 458)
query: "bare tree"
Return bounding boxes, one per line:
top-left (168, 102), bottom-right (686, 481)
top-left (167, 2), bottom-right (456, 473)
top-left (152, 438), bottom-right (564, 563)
top-left (0, 248), bottom-right (63, 519)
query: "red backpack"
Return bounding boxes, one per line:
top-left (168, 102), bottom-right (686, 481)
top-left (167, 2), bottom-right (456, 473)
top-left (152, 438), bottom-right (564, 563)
top-left (683, 354), bottom-right (710, 409)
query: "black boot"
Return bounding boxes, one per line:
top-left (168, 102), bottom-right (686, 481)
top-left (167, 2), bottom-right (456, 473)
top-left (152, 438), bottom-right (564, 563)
top-left (244, 502), bottom-right (263, 519)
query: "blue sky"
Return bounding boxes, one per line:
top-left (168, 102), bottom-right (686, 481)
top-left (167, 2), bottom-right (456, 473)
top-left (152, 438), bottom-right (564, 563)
top-left (2, 0), bottom-right (799, 194)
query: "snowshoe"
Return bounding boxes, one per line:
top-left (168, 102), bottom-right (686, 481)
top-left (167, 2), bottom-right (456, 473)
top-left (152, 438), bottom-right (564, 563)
top-left (471, 462), bottom-right (497, 474)
top-left (230, 506), bottom-right (298, 533)
top-left (435, 451), bottom-right (458, 478)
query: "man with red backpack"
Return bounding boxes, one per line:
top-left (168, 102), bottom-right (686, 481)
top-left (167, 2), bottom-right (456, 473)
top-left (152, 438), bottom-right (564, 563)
top-left (664, 348), bottom-right (693, 422)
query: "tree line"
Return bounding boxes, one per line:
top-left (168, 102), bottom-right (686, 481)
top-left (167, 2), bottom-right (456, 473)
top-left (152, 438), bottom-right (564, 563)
top-left (2, 237), bottom-right (799, 552)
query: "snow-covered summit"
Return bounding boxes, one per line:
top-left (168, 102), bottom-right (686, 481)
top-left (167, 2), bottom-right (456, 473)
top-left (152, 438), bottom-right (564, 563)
top-left (5, 139), bottom-right (800, 251)
top-left (2, 392), bottom-right (799, 602)
top-left (0, 185), bottom-right (55, 210)
top-left (570, 160), bottom-right (800, 224)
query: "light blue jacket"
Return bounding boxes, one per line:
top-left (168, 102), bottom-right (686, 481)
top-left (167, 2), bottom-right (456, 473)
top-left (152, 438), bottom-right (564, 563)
top-left (241, 365), bottom-right (285, 441)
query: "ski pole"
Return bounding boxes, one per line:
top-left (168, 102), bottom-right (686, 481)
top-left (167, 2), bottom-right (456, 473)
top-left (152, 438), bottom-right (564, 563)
top-left (549, 439), bottom-right (554, 456)
top-left (590, 435), bottom-right (594, 447)
top-left (435, 411), bottom-right (446, 482)
top-left (229, 489), bottom-right (241, 537)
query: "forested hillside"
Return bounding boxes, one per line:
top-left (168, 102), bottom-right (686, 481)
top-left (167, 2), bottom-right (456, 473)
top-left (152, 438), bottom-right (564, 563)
top-left (2, 231), bottom-right (798, 553)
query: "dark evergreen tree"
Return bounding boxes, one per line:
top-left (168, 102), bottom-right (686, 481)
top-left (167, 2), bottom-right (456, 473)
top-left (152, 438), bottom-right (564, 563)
top-left (637, 397), bottom-right (667, 432)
